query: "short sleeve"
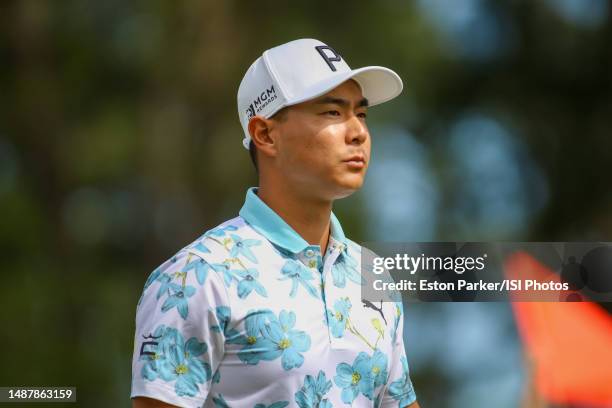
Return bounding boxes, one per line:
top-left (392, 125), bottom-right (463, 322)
top-left (381, 301), bottom-right (417, 408)
top-left (131, 249), bottom-right (230, 408)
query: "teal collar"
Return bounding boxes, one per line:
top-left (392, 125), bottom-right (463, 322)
top-left (239, 187), bottom-right (348, 254)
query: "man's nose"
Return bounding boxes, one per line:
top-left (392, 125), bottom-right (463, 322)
top-left (345, 115), bottom-right (368, 145)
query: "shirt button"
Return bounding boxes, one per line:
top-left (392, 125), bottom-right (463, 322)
top-left (305, 249), bottom-right (315, 258)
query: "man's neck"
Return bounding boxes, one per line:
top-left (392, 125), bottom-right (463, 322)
top-left (256, 183), bottom-right (332, 253)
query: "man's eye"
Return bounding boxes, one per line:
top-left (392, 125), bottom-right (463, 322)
top-left (357, 112), bottom-right (368, 118)
top-left (325, 110), bottom-right (341, 116)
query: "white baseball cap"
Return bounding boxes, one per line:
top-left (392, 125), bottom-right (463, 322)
top-left (237, 38), bottom-right (403, 150)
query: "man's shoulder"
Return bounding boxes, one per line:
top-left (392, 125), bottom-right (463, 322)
top-left (142, 216), bottom-right (260, 295)
top-left (179, 216), bottom-right (264, 263)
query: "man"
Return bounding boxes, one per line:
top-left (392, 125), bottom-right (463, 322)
top-left (131, 38), bottom-right (419, 408)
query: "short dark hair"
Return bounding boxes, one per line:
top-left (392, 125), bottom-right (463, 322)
top-left (247, 107), bottom-right (288, 173)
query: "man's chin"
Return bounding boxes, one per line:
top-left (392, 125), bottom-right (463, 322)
top-left (331, 179), bottom-right (364, 199)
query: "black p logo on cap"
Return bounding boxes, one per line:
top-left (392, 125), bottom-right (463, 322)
top-left (315, 45), bottom-right (342, 72)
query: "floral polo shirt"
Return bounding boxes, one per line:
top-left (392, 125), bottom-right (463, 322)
top-left (131, 187), bottom-right (417, 408)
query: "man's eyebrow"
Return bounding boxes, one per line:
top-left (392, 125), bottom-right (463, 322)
top-left (315, 96), bottom-right (369, 108)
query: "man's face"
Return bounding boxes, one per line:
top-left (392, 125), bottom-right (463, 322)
top-left (270, 79), bottom-right (371, 200)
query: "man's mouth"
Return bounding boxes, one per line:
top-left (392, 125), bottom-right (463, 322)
top-left (343, 155), bottom-right (366, 169)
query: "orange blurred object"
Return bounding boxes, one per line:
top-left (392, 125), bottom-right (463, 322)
top-left (506, 252), bottom-right (612, 407)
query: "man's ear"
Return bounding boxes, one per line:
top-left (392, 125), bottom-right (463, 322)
top-left (248, 116), bottom-right (278, 158)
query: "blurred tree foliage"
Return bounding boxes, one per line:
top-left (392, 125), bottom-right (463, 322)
top-left (1, 1), bottom-right (611, 407)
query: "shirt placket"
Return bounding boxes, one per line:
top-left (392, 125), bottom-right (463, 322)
top-left (297, 241), bottom-right (345, 345)
top-left (297, 244), bottom-right (326, 316)
top-left (321, 239), bottom-right (345, 346)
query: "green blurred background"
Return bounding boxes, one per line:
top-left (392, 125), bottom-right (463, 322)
top-left (1, 1), bottom-right (611, 407)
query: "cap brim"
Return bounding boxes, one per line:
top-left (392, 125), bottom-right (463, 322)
top-left (350, 66), bottom-right (404, 106)
top-left (275, 66), bottom-right (403, 113)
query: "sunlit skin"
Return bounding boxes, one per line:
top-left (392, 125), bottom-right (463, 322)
top-left (259, 79), bottom-right (371, 199)
top-left (248, 79), bottom-right (371, 253)
top-left (133, 79), bottom-right (421, 408)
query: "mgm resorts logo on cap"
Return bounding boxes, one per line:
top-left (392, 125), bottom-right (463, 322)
top-left (236, 38), bottom-right (404, 150)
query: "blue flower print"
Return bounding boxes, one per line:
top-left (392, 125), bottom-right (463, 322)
top-left (150, 254), bottom-right (204, 320)
top-left (255, 402), bottom-right (290, 408)
top-left (161, 285), bottom-right (196, 319)
top-left (374, 392), bottom-right (382, 408)
top-left (244, 309), bottom-right (277, 340)
top-left (209, 262), bottom-right (267, 300)
top-left (295, 370), bottom-right (333, 408)
top-left (326, 298), bottom-right (351, 338)
top-left (144, 267), bottom-right (163, 291)
top-left (206, 224), bottom-right (238, 238)
top-left (334, 352), bottom-right (374, 403)
top-left (237, 310), bottom-right (311, 370)
top-left (388, 357), bottom-right (414, 406)
top-left (184, 257), bottom-right (212, 285)
top-left (214, 396), bottom-right (290, 408)
top-left (211, 262), bottom-right (235, 287)
top-left (238, 333), bottom-right (279, 367)
top-left (160, 336), bottom-right (211, 397)
top-left (261, 310), bottom-right (311, 370)
top-left (229, 234), bottom-right (261, 263)
top-left (139, 264), bottom-right (170, 306)
top-left (156, 273), bottom-right (180, 300)
top-left (370, 349), bottom-right (388, 388)
top-left (210, 306), bottom-right (242, 344)
top-left (236, 309), bottom-right (278, 365)
top-left (332, 250), bottom-right (364, 288)
top-left (210, 306), bottom-right (231, 334)
top-left (140, 325), bottom-right (172, 381)
top-left (279, 260), bottom-right (320, 299)
top-left (233, 267), bottom-right (268, 299)
top-left (192, 241), bottom-right (211, 255)
top-left (213, 393), bottom-right (230, 408)
top-left (141, 325), bottom-right (212, 398)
